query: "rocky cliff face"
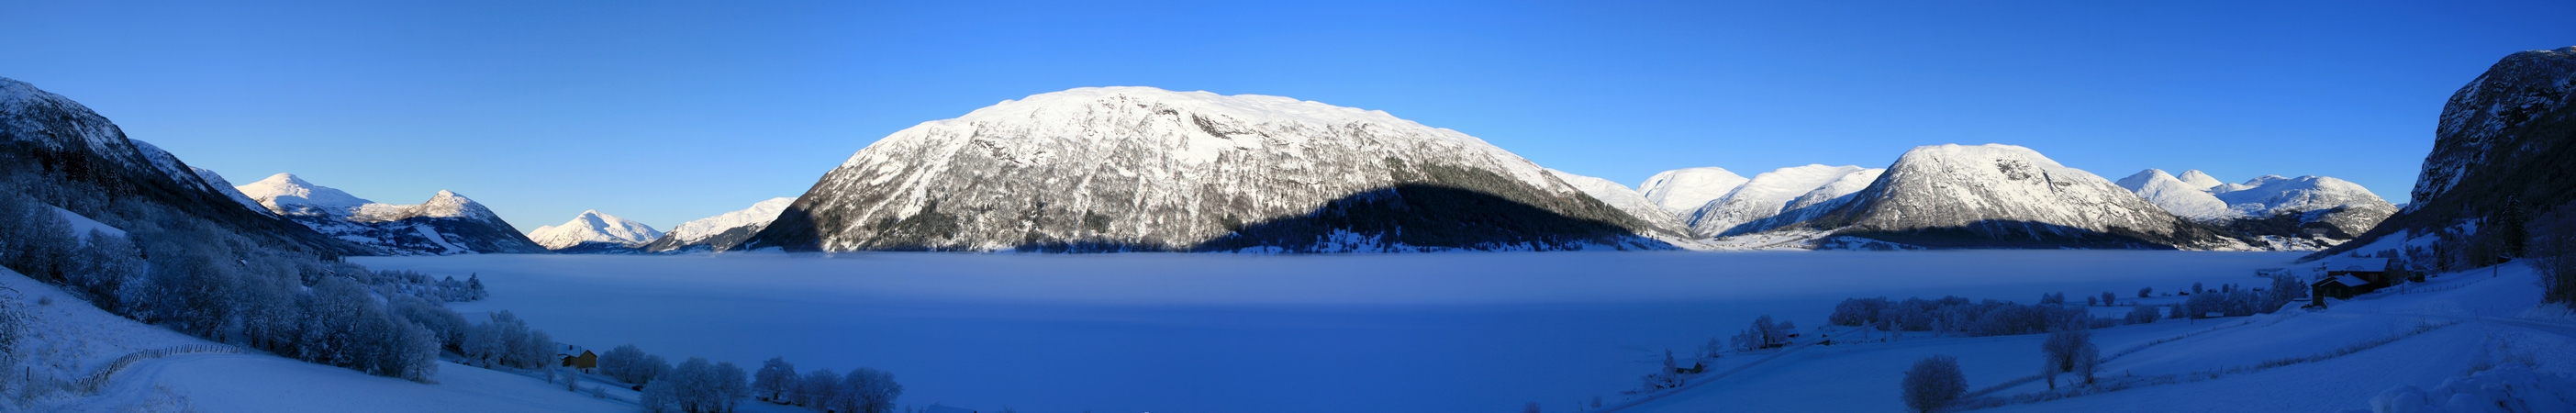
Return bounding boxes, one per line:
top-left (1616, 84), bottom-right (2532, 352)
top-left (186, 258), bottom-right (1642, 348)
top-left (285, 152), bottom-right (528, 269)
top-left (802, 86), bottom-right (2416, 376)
top-left (742, 86), bottom-right (1674, 252)
top-left (2327, 46), bottom-right (2576, 256)
top-left (0, 77), bottom-right (362, 256)
top-left (1789, 144), bottom-right (2239, 249)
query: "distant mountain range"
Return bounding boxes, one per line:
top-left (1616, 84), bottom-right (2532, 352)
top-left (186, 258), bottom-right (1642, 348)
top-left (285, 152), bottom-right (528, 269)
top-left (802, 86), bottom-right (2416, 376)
top-left (35, 44), bottom-right (2552, 255)
top-left (232, 173), bottom-right (546, 255)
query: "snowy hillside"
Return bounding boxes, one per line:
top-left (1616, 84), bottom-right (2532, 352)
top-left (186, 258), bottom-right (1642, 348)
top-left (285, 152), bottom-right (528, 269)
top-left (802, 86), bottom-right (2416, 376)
top-left (2113, 169), bottom-right (2236, 221)
top-left (2174, 170), bottom-right (2225, 191)
top-left (743, 86), bottom-right (1674, 252)
top-left (236, 173), bottom-right (546, 255)
top-left (1608, 261), bottom-right (2576, 413)
top-left (1638, 167), bottom-right (1750, 216)
top-left (1782, 144), bottom-right (2236, 249)
top-left (1546, 169), bottom-right (1689, 235)
top-left (1684, 164), bottom-right (1871, 237)
top-left (0, 77), bottom-right (359, 256)
top-left (530, 210), bottom-right (664, 251)
top-left (640, 197), bottom-right (794, 252)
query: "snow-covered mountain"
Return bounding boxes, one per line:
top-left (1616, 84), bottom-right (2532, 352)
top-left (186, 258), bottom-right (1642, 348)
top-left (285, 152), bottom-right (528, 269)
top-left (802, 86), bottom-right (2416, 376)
top-left (1780, 144), bottom-right (2236, 249)
top-left (1544, 169), bottom-right (1688, 235)
top-left (741, 86), bottom-right (1675, 252)
top-left (2114, 169), bottom-right (2236, 221)
top-left (1637, 167), bottom-right (1749, 215)
top-left (2327, 46), bottom-right (2576, 258)
top-left (235, 173), bottom-right (545, 255)
top-left (2112, 168), bottom-right (2396, 245)
top-left (0, 77), bottom-right (361, 256)
top-left (1683, 164), bottom-right (1873, 237)
top-left (640, 197), bottom-right (796, 252)
top-left (2175, 170), bottom-right (2225, 191)
top-left (529, 210), bottom-right (664, 251)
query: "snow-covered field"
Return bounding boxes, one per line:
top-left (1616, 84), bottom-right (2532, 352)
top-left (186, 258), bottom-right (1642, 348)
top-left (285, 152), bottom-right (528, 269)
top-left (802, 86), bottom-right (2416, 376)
top-left (355, 251), bottom-right (2307, 412)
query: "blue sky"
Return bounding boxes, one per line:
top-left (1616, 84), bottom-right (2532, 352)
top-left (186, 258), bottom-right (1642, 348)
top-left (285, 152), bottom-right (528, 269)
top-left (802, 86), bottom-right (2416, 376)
top-left (2, 1), bottom-right (2569, 231)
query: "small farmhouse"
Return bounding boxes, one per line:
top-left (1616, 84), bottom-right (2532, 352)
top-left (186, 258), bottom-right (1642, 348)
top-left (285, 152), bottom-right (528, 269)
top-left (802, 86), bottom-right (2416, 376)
top-left (2310, 257), bottom-right (2393, 306)
top-left (559, 346), bottom-right (597, 373)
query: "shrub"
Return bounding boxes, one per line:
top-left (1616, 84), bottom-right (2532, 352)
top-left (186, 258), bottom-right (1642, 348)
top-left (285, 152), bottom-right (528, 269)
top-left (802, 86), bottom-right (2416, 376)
top-left (1901, 355), bottom-right (1967, 412)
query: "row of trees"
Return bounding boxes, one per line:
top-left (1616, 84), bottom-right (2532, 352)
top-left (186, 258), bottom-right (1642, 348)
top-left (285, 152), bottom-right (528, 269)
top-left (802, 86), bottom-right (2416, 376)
top-left (746, 356), bottom-right (905, 413)
top-left (1826, 296), bottom-right (2106, 337)
top-left (0, 193), bottom-right (474, 382)
top-left (2531, 201), bottom-right (2576, 304)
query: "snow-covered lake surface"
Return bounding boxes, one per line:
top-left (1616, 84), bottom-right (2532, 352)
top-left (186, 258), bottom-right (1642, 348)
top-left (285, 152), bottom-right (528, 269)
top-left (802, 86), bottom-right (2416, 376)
top-left (354, 251), bottom-right (2305, 413)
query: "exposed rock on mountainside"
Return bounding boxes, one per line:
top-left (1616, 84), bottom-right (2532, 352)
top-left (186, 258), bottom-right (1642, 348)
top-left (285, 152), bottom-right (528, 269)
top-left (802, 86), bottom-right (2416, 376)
top-left (742, 86), bottom-right (1675, 252)
top-left (0, 77), bottom-right (362, 256)
top-left (641, 197), bottom-right (795, 252)
top-left (2327, 46), bottom-right (2576, 257)
top-left (236, 173), bottom-right (544, 255)
top-left (1784, 144), bottom-right (2239, 249)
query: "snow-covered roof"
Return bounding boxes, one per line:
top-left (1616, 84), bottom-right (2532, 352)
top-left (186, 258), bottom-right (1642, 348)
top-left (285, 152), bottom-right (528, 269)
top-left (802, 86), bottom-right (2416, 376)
top-left (2332, 275), bottom-right (2370, 287)
top-left (2325, 257), bottom-right (2392, 273)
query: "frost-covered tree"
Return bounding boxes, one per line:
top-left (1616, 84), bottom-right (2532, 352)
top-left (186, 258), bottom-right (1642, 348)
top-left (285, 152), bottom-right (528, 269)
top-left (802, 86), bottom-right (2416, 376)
top-left (2167, 304), bottom-right (2186, 320)
top-left (601, 344), bottom-right (656, 385)
top-left (754, 357), bottom-right (797, 401)
top-left (2137, 287), bottom-right (2151, 298)
top-left (2124, 305), bottom-right (2160, 324)
top-left (2039, 330), bottom-right (2091, 389)
top-left (2101, 292), bottom-right (2116, 307)
top-left (838, 367), bottom-right (903, 413)
top-left (716, 362), bottom-right (751, 412)
top-left (2534, 201), bottom-right (2576, 304)
top-left (1900, 355), bottom-right (1966, 413)
top-left (2071, 341), bottom-right (2100, 385)
top-left (1731, 315), bottom-right (1790, 351)
top-left (2084, 296), bottom-right (2098, 307)
top-left (68, 229), bottom-right (141, 305)
top-left (795, 368), bottom-right (839, 408)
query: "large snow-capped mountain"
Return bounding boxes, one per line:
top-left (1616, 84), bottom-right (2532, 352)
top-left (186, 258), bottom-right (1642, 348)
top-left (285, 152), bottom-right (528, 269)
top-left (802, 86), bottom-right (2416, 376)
top-left (1637, 167), bottom-right (1749, 215)
top-left (2328, 47), bottom-right (2576, 258)
top-left (1544, 169), bottom-right (1688, 235)
top-left (236, 173), bottom-right (545, 255)
top-left (2175, 170), bottom-right (2225, 191)
top-left (0, 77), bottom-right (362, 256)
top-left (640, 197), bottom-right (796, 252)
top-left (529, 210), bottom-right (664, 251)
top-left (2114, 169), bottom-right (2236, 221)
top-left (1781, 144), bottom-right (2237, 249)
top-left (742, 86), bottom-right (1675, 252)
top-left (1684, 164), bottom-right (1876, 237)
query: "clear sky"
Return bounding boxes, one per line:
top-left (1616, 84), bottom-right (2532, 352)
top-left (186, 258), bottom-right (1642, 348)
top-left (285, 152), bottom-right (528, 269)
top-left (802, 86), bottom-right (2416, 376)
top-left (2, 1), bottom-right (2569, 232)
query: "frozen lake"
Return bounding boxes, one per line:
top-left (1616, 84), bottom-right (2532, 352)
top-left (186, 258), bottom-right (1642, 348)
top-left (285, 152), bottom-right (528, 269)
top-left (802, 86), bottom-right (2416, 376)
top-left (353, 251), bottom-right (2304, 413)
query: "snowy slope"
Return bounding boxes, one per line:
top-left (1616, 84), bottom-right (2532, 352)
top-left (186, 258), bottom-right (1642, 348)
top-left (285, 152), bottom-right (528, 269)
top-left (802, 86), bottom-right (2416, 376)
top-left (1790, 144), bottom-right (2235, 249)
top-left (1638, 167), bottom-right (1750, 215)
top-left (744, 86), bottom-right (1675, 252)
top-left (638, 197), bottom-right (796, 253)
top-left (529, 210), bottom-right (664, 250)
top-left (1546, 169), bottom-right (1688, 235)
top-left (2174, 170), bottom-right (2225, 191)
top-left (1684, 165), bottom-right (1868, 237)
top-left (189, 167), bottom-right (273, 218)
top-left (2113, 169), bottom-right (2237, 221)
top-left (236, 173), bottom-right (545, 255)
top-left (0, 77), bottom-right (358, 255)
top-left (128, 140), bottom-right (277, 218)
top-left (1723, 168), bottom-right (1886, 238)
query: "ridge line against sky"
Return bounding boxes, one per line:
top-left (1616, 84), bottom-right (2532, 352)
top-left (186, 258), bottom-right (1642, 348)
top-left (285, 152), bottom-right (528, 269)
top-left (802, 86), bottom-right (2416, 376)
top-left (2, 1), bottom-right (2569, 231)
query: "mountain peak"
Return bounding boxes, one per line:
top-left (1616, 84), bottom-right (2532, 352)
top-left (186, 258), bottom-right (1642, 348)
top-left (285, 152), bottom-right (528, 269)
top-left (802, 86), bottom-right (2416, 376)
top-left (530, 209), bottom-right (664, 250)
top-left (1638, 167), bottom-right (1750, 214)
top-left (238, 173), bottom-right (375, 213)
